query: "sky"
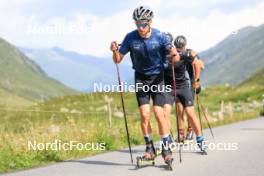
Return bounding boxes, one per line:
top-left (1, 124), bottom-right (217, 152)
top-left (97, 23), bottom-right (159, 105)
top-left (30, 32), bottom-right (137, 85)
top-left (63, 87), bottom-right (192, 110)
top-left (0, 0), bottom-right (264, 57)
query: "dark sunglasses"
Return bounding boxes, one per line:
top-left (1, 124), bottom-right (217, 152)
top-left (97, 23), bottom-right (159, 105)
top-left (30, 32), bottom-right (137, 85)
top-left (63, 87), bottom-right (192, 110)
top-left (136, 22), bottom-right (149, 29)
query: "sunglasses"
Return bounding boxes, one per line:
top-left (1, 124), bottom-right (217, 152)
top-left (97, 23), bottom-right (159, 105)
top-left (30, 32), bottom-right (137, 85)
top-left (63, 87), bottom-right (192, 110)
top-left (136, 22), bottom-right (149, 29)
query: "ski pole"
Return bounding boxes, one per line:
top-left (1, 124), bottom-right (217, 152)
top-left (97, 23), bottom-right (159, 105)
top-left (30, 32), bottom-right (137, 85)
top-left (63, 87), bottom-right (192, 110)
top-left (192, 62), bottom-right (214, 138)
top-left (192, 63), bottom-right (204, 135)
top-left (197, 95), bottom-right (214, 138)
top-left (166, 33), bottom-right (176, 141)
top-left (171, 62), bottom-right (182, 163)
top-left (195, 93), bottom-right (204, 136)
top-left (113, 45), bottom-right (133, 164)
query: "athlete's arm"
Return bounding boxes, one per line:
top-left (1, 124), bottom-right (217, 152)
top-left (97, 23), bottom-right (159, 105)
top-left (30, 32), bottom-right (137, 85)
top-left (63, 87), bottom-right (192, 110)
top-left (188, 50), bottom-right (200, 80)
top-left (193, 59), bottom-right (201, 81)
top-left (187, 50), bottom-right (201, 90)
top-left (169, 47), bottom-right (180, 63)
top-left (110, 41), bottom-right (124, 64)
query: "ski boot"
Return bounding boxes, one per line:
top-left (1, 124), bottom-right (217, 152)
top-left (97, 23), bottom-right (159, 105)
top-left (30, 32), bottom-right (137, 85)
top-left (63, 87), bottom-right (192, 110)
top-left (136, 141), bottom-right (156, 168)
top-left (196, 136), bottom-right (208, 155)
top-left (161, 147), bottom-right (173, 171)
top-left (156, 134), bottom-right (175, 156)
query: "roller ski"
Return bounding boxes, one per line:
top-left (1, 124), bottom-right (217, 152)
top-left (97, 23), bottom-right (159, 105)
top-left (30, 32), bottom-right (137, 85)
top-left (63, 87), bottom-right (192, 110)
top-left (136, 141), bottom-right (156, 168)
top-left (136, 156), bottom-right (155, 168)
top-left (161, 148), bottom-right (174, 171)
top-left (196, 136), bottom-right (208, 155)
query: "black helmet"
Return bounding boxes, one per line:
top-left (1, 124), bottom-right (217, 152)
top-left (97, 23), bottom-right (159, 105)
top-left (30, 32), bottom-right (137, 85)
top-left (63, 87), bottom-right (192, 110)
top-left (133, 6), bottom-right (154, 21)
top-left (174, 35), bottom-right (187, 48)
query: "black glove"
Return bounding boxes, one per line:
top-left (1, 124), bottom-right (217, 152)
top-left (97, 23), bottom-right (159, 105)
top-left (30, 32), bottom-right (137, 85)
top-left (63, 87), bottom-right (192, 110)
top-left (195, 85), bottom-right (202, 94)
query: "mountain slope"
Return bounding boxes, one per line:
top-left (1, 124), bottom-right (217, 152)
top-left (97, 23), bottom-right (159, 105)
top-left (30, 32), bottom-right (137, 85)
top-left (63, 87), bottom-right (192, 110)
top-left (200, 24), bottom-right (264, 85)
top-left (225, 67), bottom-right (264, 103)
top-left (239, 67), bottom-right (264, 87)
top-left (0, 88), bottom-right (33, 107)
top-left (20, 47), bottom-right (134, 91)
top-left (0, 37), bottom-right (77, 101)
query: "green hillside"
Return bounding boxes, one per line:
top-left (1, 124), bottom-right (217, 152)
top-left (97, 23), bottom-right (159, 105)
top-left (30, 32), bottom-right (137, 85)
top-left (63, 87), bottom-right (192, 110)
top-left (232, 67), bottom-right (264, 101)
top-left (239, 67), bottom-right (264, 87)
top-left (0, 88), bottom-right (33, 108)
top-left (200, 24), bottom-right (264, 85)
top-left (0, 37), bottom-right (77, 102)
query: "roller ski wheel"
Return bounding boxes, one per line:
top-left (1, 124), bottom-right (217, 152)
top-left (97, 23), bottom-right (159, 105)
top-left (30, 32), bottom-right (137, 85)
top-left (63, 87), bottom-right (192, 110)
top-left (200, 150), bottom-right (207, 155)
top-left (136, 156), bottom-right (155, 168)
top-left (136, 143), bottom-right (156, 168)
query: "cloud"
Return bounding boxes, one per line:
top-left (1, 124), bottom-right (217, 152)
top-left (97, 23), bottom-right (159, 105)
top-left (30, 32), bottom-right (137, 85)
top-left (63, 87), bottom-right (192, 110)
top-left (0, 0), bottom-right (264, 57)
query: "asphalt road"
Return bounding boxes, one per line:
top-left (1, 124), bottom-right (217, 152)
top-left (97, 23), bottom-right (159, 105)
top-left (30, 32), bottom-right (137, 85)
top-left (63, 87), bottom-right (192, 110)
top-left (3, 117), bottom-right (264, 176)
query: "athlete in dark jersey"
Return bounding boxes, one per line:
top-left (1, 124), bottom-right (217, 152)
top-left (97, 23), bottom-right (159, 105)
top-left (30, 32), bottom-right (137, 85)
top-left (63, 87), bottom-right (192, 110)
top-left (185, 51), bottom-right (205, 141)
top-left (163, 35), bottom-right (207, 150)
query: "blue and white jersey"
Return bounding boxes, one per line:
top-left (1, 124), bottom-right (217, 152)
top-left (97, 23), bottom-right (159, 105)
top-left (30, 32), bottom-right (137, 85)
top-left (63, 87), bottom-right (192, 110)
top-left (119, 28), bottom-right (172, 75)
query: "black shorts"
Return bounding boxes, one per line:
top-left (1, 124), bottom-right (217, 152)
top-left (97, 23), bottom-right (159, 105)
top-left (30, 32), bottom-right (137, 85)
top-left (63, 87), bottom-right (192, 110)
top-left (165, 86), bottom-right (194, 107)
top-left (134, 72), bottom-right (166, 107)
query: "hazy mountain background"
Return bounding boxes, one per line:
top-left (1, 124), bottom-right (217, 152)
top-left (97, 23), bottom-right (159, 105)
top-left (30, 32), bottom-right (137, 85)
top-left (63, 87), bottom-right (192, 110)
top-left (200, 24), bottom-right (264, 86)
top-left (19, 24), bottom-right (264, 91)
top-left (0, 37), bottom-right (76, 103)
top-left (20, 47), bottom-right (134, 92)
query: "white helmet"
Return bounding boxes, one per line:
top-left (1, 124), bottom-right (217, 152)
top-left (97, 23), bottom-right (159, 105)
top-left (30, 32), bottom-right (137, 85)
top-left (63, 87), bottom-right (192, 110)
top-left (133, 6), bottom-right (154, 21)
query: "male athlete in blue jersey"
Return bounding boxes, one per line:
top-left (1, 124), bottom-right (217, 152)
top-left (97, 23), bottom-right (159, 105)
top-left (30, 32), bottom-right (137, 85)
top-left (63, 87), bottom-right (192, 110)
top-left (110, 6), bottom-right (179, 163)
